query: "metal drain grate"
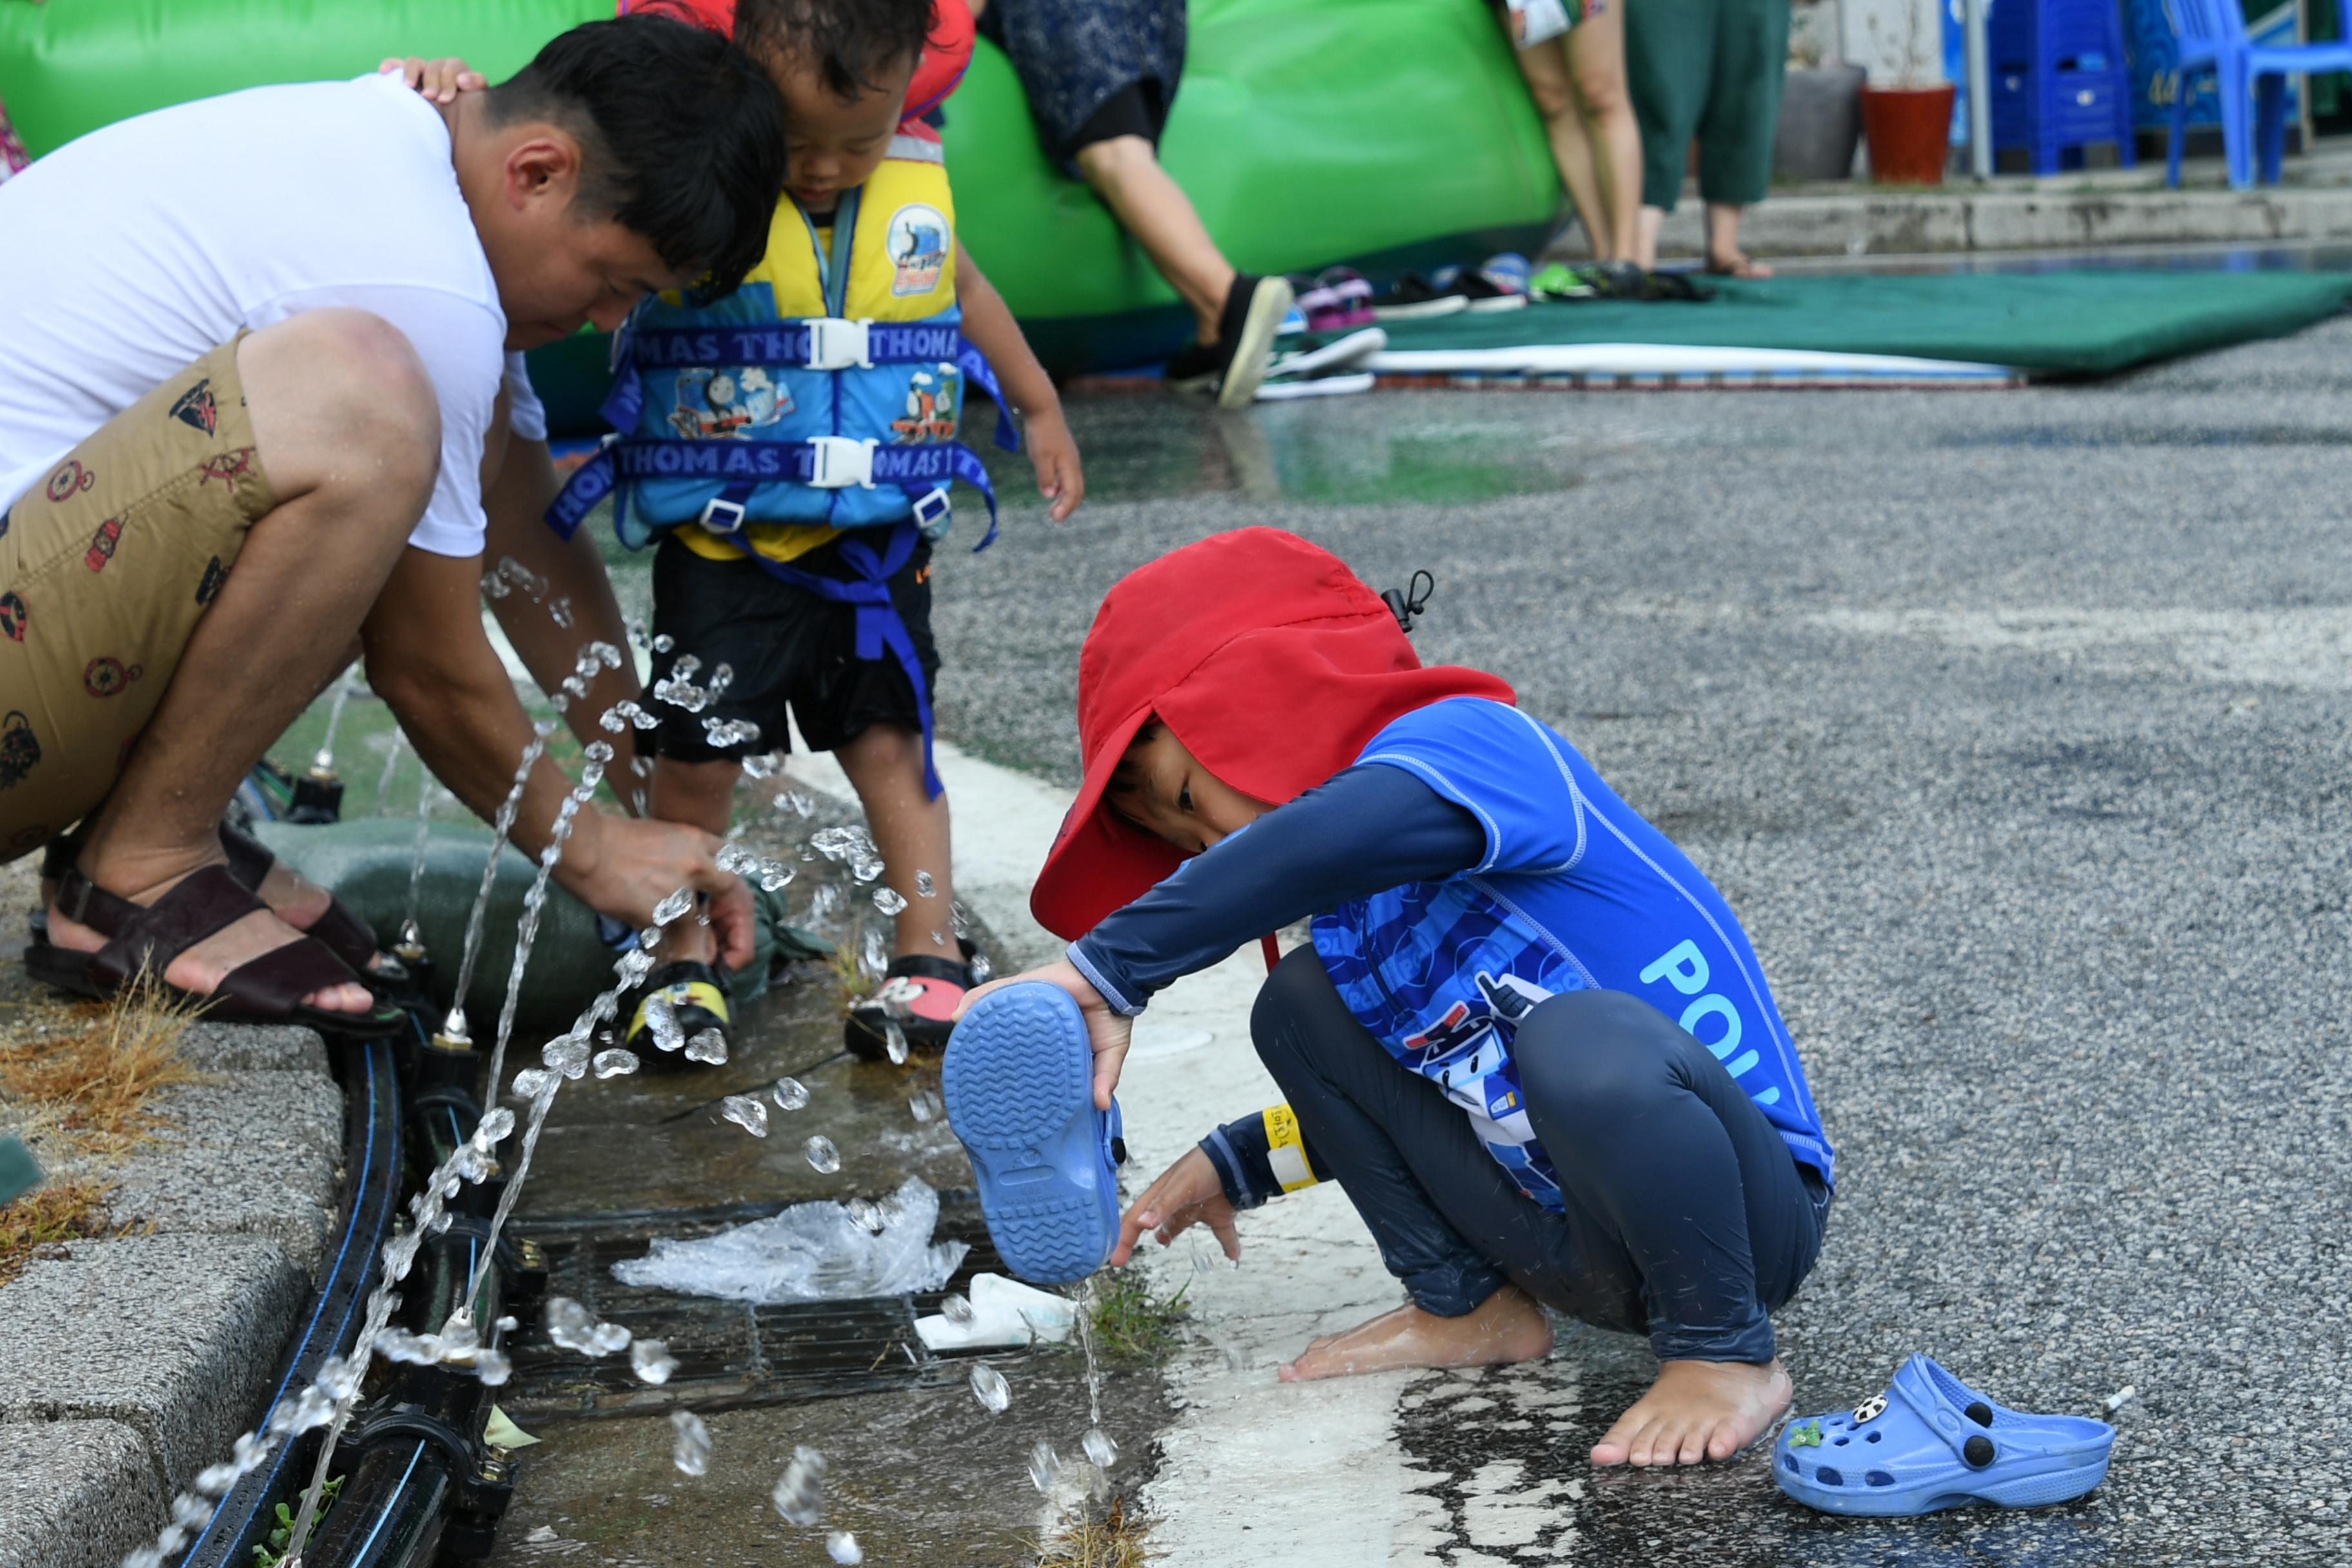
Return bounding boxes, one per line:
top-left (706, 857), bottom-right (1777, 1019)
top-left (502, 1193), bottom-right (1008, 1420)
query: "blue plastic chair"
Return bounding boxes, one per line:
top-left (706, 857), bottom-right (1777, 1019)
top-left (2166, 0), bottom-right (2352, 188)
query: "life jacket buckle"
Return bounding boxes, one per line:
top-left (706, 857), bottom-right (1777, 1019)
top-left (911, 485), bottom-right (952, 534)
top-left (808, 436), bottom-right (879, 489)
top-left (698, 496), bottom-right (748, 535)
top-left (805, 317), bottom-right (874, 371)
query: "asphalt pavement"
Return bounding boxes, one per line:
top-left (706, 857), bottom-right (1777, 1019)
top-left (904, 316), bottom-right (2352, 1565)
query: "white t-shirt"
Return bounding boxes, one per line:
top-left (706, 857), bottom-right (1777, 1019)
top-left (0, 75), bottom-right (513, 556)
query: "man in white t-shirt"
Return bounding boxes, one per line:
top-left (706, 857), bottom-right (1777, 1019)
top-left (0, 16), bottom-right (787, 1027)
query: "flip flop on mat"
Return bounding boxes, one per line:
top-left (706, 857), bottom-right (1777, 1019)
top-left (26, 864), bottom-right (403, 1037)
top-left (1775, 1354), bottom-right (2115, 1516)
top-left (942, 982), bottom-right (1124, 1286)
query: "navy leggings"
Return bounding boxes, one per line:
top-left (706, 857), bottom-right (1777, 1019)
top-left (1251, 948), bottom-right (1831, 1364)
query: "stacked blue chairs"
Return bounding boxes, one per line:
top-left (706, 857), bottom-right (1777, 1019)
top-left (1991, 0), bottom-right (2137, 175)
top-left (2165, 0), bottom-right (2352, 188)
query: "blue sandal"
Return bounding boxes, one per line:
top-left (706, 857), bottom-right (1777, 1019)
top-left (943, 983), bottom-right (1124, 1285)
top-left (1776, 1354), bottom-right (2115, 1516)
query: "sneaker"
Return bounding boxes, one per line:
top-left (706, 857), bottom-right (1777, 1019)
top-left (941, 981), bottom-right (1126, 1284)
top-left (1315, 266), bottom-right (1376, 329)
top-left (1263, 325), bottom-right (1386, 384)
top-left (1435, 253), bottom-right (1530, 313)
top-left (1163, 273), bottom-right (1296, 409)
top-left (622, 959), bottom-right (734, 1071)
top-left (1372, 271), bottom-right (1471, 320)
top-left (845, 945), bottom-right (977, 1060)
top-left (1292, 271), bottom-right (1344, 333)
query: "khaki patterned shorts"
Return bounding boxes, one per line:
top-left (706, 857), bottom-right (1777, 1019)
top-left (0, 338), bottom-right (277, 861)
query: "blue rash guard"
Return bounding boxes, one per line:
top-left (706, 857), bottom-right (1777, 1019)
top-left (1070, 696), bottom-right (1834, 1211)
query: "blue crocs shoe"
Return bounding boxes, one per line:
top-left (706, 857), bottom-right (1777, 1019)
top-left (1776, 1354), bottom-right (2115, 1516)
top-left (943, 983), bottom-right (1123, 1285)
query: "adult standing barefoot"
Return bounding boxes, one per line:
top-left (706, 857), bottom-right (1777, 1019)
top-left (1502, 0), bottom-right (1645, 268)
top-left (1623, 0), bottom-right (1790, 275)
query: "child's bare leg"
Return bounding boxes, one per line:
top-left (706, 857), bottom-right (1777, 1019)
top-left (1590, 1357), bottom-right (1792, 1467)
top-left (1278, 1283), bottom-right (1554, 1382)
top-left (646, 754), bottom-right (738, 964)
top-left (834, 723), bottom-right (956, 959)
top-left (1072, 135), bottom-right (1236, 344)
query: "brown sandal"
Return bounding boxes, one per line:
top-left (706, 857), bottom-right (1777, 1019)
top-left (27, 863), bottom-right (403, 1037)
top-left (40, 821), bottom-right (386, 973)
top-left (217, 820), bottom-right (384, 971)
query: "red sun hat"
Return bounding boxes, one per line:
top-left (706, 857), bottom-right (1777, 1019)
top-left (1029, 528), bottom-right (1516, 940)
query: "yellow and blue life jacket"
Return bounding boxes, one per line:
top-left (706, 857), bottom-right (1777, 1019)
top-left (548, 133), bottom-right (1015, 553)
top-left (545, 136), bottom-right (1017, 799)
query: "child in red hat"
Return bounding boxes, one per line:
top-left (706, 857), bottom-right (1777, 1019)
top-left (957, 527), bottom-right (1835, 1467)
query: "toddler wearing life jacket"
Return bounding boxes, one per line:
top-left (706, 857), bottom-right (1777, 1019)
top-left (966, 527), bottom-right (1836, 1467)
top-left (550, 0), bottom-right (1084, 1061)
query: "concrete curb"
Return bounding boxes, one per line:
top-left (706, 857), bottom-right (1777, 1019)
top-left (1551, 182), bottom-right (2352, 260)
top-left (0, 1018), bottom-right (343, 1568)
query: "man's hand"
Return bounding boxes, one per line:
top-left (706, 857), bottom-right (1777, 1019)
top-left (953, 958), bottom-right (1130, 1110)
top-left (380, 55), bottom-right (484, 103)
top-left (565, 812), bottom-right (756, 971)
top-left (1023, 405), bottom-right (1084, 524)
top-left (1112, 1147), bottom-right (1240, 1266)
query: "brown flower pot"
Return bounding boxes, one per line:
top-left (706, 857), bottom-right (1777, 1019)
top-left (1860, 83), bottom-right (1957, 185)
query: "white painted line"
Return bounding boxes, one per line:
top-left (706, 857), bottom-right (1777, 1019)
top-left (926, 737), bottom-right (1416, 1568)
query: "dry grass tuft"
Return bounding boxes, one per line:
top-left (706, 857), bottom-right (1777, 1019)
top-left (829, 926), bottom-right (876, 1016)
top-left (0, 966), bottom-right (206, 1153)
top-left (0, 1177), bottom-right (119, 1289)
top-left (1036, 1496), bottom-right (1154, 1568)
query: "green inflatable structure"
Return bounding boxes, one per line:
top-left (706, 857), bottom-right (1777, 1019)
top-left (0, 0), bottom-right (1559, 389)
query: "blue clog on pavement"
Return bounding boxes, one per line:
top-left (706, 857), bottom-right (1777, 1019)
top-left (1776, 1354), bottom-right (2116, 1516)
top-left (942, 982), bottom-right (1123, 1286)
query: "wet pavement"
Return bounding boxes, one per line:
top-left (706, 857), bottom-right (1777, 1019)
top-left (475, 842), bottom-right (1170, 1568)
top-left (905, 308), bottom-right (2352, 1564)
top-left (275, 259), bottom-right (2352, 1565)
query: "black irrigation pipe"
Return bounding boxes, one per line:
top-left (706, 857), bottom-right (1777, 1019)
top-left (182, 1020), bottom-right (408, 1568)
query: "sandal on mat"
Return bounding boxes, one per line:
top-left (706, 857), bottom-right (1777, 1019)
top-left (26, 864), bottom-right (403, 1036)
top-left (942, 981), bottom-right (1125, 1286)
top-left (1775, 1353), bottom-right (2115, 1516)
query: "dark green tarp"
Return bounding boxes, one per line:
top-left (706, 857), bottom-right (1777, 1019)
top-left (1378, 271), bottom-right (2352, 375)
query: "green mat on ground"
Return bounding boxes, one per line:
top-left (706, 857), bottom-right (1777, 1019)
top-left (1380, 271), bottom-right (2352, 374)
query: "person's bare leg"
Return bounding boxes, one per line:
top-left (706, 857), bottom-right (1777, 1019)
top-left (50, 310), bottom-right (438, 1012)
top-left (1512, 39), bottom-right (1614, 259)
top-left (833, 723), bottom-right (954, 958)
top-left (643, 755), bottom-right (738, 966)
top-left (1565, 1), bottom-right (1644, 264)
top-left (1073, 135), bottom-right (1237, 343)
top-left (1277, 1284), bottom-right (1555, 1382)
top-left (1634, 204), bottom-right (1666, 269)
top-left (1589, 1357), bottom-right (1792, 1466)
top-left (1705, 201), bottom-right (1772, 277)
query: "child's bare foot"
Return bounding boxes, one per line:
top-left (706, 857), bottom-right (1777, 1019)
top-left (1589, 1357), bottom-right (1792, 1467)
top-left (1277, 1284), bottom-right (1554, 1382)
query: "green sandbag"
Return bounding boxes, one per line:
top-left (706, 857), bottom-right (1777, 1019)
top-left (1374, 271), bottom-right (2352, 375)
top-left (251, 819), bottom-right (828, 1030)
top-left (0, 0), bottom-right (1560, 379)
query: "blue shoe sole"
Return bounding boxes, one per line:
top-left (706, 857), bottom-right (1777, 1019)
top-left (1776, 1452), bottom-right (2112, 1516)
top-left (942, 983), bottom-right (1118, 1286)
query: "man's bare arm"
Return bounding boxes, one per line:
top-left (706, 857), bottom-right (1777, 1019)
top-left (362, 544), bottom-right (752, 961)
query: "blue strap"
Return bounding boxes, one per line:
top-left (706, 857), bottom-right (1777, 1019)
top-left (630, 322), bottom-right (967, 368)
top-left (734, 522), bottom-right (945, 799)
top-left (954, 337), bottom-right (1021, 453)
top-left (549, 437), bottom-right (999, 551)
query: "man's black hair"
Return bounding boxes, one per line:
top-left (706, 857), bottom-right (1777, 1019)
top-left (489, 15), bottom-right (790, 299)
top-left (732, 0), bottom-right (938, 100)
